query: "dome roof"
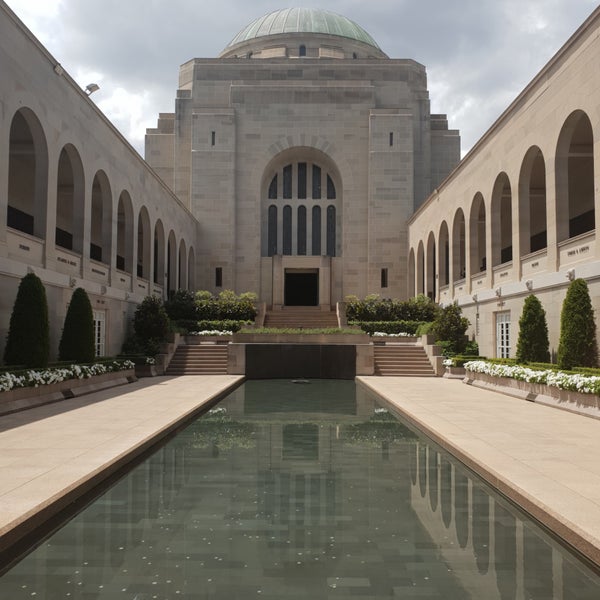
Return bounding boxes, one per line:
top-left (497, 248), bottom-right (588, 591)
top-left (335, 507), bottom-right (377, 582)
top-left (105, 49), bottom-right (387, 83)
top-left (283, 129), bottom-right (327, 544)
top-left (225, 8), bottom-right (381, 51)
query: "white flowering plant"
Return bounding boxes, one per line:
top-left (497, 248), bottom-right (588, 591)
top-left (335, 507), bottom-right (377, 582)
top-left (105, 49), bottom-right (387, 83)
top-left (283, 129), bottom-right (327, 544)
top-left (189, 330), bottom-right (233, 336)
top-left (464, 360), bottom-right (600, 395)
top-left (0, 360), bottom-right (135, 393)
top-left (442, 358), bottom-right (455, 367)
top-left (372, 332), bottom-right (412, 337)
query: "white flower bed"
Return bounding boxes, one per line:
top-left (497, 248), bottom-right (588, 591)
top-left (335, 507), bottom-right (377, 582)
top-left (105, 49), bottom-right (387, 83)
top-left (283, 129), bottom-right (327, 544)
top-left (189, 330), bottom-right (233, 336)
top-left (0, 360), bottom-right (135, 393)
top-left (373, 332), bottom-right (412, 337)
top-left (443, 358), bottom-right (455, 367)
top-left (464, 360), bottom-right (600, 395)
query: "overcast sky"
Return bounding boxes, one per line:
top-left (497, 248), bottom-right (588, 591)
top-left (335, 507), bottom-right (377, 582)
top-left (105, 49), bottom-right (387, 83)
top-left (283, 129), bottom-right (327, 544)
top-left (4, 0), bottom-right (598, 157)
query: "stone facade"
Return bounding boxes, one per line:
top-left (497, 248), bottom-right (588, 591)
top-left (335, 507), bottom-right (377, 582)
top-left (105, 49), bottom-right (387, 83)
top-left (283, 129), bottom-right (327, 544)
top-left (407, 6), bottom-right (600, 359)
top-left (146, 9), bottom-right (460, 307)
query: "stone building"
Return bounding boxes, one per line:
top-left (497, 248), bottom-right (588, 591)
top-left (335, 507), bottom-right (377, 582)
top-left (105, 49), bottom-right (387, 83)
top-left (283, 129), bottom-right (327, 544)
top-left (146, 7), bottom-right (460, 308)
top-left (407, 6), bottom-right (600, 359)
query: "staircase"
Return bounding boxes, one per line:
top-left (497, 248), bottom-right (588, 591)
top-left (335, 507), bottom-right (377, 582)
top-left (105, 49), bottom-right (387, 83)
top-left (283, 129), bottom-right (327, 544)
top-left (263, 307), bottom-right (339, 329)
top-left (166, 344), bottom-right (228, 375)
top-left (374, 343), bottom-right (436, 377)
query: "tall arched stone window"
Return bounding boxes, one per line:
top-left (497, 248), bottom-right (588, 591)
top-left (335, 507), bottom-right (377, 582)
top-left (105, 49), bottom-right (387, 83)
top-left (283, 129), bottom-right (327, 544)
top-left (167, 230), bottom-right (177, 296)
top-left (408, 248), bottom-right (416, 297)
top-left (491, 173), bottom-right (513, 267)
top-left (90, 171), bottom-right (112, 264)
top-left (188, 246), bottom-right (196, 290)
top-left (426, 232), bottom-right (436, 299)
top-left (55, 145), bottom-right (84, 253)
top-left (416, 241), bottom-right (425, 295)
top-left (262, 155), bottom-right (341, 257)
top-left (556, 110), bottom-right (595, 242)
top-left (153, 219), bottom-right (165, 286)
top-left (469, 193), bottom-right (486, 273)
top-left (116, 191), bottom-right (134, 273)
top-left (438, 221), bottom-right (449, 287)
top-left (8, 108), bottom-right (48, 239)
top-left (519, 147), bottom-right (547, 255)
top-left (178, 239), bottom-right (187, 289)
top-left (452, 209), bottom-right (466, 281)
top-left (137, 207), bottom-right (151, 279)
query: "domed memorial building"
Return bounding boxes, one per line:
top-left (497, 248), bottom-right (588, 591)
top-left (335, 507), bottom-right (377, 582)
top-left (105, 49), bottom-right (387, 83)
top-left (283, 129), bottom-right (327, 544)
top-left (146, 7), bottom-right (460, 308)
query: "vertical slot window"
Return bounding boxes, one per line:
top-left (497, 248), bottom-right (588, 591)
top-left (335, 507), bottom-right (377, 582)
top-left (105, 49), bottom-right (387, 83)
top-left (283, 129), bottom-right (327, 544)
top-left (298, 162), bottom-right (307, 199)
top-left (283, 165), bottom-right (292, 199)
top-left (215, 267), bottom-right (223, 288)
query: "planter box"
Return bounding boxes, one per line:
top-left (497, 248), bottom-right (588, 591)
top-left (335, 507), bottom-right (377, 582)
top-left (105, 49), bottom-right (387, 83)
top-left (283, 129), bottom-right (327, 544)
top-left (184, 335), bottom-right (232, 345)
top-left (465, 370), bottom-right (600, 413)
top-left (0, 369), bottom-right (136, 416)
top-left (444, 366), bottom-right (466, 379)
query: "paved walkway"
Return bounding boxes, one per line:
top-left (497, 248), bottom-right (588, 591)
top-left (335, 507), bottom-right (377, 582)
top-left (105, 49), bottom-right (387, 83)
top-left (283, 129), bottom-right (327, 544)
top-left (358, 376), bottom-right (600, 567)
top-left (0, 375), bottom-right (242, 558)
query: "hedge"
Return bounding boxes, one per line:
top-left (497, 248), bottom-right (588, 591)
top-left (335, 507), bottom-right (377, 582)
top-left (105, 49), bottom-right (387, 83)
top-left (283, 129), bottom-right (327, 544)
top-left (350, 320), bottom-right (426, 335)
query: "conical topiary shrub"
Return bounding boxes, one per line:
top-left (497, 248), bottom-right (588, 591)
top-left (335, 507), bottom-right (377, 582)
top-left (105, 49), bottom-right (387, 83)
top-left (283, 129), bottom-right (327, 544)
top-left (133, 295), bottom-right (170, 355)
top-left (4, 272), bottom-right (50, 368)
top-left (516, 294), bottom-right (550, 363)
top-left (557, 278), bottom-right (598, 370)
top-left (59, 287), bottom-right (95, 363)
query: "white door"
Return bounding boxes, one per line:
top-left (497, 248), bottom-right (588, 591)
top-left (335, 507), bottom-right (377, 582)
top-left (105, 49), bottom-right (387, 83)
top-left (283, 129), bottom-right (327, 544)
top-left (496, 312), bottom-right (510, 358)
top-left (93, 310), bottom-right (106, 357)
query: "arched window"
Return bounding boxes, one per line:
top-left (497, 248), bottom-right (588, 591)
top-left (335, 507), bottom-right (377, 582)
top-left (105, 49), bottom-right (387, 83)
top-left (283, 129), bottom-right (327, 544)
top-left (153, 219), bottom-right (165, 286)
top-left (137, 207), bottom-right (151, 279)
top-left (452, 209), bottom-right (466, 281)
top-left (438, 222), bottom-right (449, 286)
top-left (90, 171), bottom-right (112, 264)
top-left (469, 193), bottom-right (486, 273)
top-left (426, 232), bottom-right (436, 299)
top-left (408, 248), bottom-right (416, 297)
top-left (262, 159), bottom-right (341, 257)
top-left (55, 145), bottom-right (84, 253)
top-left (188, 247), bottom-right (196, 290)
top-left (299, 44), bottom-right (306, 57)
top-left (297, 206), bottom-right (307, 255)
top-left (491, 173), bottom-right (513, 267)
top-left (519, 147), bottom-right (547, 255)
top-left (116, 191), bottom-right (133, 273)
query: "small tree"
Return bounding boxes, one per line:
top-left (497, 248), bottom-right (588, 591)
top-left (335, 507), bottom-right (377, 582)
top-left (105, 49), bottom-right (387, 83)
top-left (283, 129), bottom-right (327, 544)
top-left (516, 295), bottom-right (550, 364)
top-left (59, 287), bottom-right (95, 363)
top-left (4, 272), bottom-right (50, 368)
top-left (133, 295), bottom-right (170, 355)
top-left (431, 302), bottom-right (469, 355)
top-left (558, 278), bottom-right (598, 369)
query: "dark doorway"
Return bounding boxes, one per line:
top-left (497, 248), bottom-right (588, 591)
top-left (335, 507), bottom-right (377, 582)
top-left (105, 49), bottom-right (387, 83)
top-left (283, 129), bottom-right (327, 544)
top-left (284, 270), bottom-right (318, 306)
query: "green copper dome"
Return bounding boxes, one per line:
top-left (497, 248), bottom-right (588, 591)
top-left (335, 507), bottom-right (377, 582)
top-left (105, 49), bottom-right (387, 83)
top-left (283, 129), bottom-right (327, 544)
top-left (226, 8), bottom-right (381, 50)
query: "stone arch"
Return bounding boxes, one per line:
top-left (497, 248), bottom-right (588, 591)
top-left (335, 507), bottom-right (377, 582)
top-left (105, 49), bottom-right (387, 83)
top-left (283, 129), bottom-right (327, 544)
top-left (260, 147), bottom-right (342, 257)
top-left (167, 230), bottom-right (177, 296)
top-left (7, 108), bottom-right (49, 239)
top-left (452, 208), bottom-right (466, 282)
top-left (90, 170), bottom-right (112, 264)
top-left (55, 144), bottom-right (85, 253)
top-left (153, 219), bottom-right (165, 286)
top-left (438, 221), bottom-right (449, 287)
top-left (137, 206), bottom-right (151, 280)
top-left (555, 110), bottom-right (595, 242)
top-left (116, 191), bottom-right (134, 273)
top-left (426, 231), bottom-right (436, 300)
top-left (469, 193), bottom-right (486, 273)
top-left (491, 173), bottom-right (513, 267)
top-left (519, 146), bottom-right (547, 256)
top-left (408, 248), bottom-right (416, 297)
top-left (178, 238), bottom-right (188, 290)
top-left (188, 246), bottom-right (196, 290)
top-left (416, 241), bottom-right (425, 295)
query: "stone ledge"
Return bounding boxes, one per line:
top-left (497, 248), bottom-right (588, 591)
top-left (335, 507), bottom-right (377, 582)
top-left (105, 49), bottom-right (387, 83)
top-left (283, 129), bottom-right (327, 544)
top-left (464, 370), bottom-right (600, 419)
top-left (0, 369), bottom-right (136, 416)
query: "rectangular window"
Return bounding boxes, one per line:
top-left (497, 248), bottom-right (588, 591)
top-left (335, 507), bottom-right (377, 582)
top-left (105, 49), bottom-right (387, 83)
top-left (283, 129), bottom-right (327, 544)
top-left (389, 132), bottom-right (394, 147)
top-left (298, 162), bottom-right (307, 199)
top-left (381, 268), bottom-right (388, 288)
top-left (93, 311), bottom-right (106, 357)
top-left (215, 267), bottom-right (223, 287)
top-left (283, 165), bottom-right (292, 199)
top-left (211, 131), bottom-right (216, 146)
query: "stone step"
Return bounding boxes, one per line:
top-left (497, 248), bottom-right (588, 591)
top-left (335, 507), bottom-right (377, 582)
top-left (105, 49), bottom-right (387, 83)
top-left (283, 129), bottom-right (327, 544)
top-left (373, 345), bottom-right (435, 377)
top-left (166, 345), bottom-right (229, 375)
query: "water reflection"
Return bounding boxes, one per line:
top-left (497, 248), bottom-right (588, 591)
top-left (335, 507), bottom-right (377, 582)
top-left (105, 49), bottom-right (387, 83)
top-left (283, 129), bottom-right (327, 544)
top-left (1, 380), bottom-right (600, 599)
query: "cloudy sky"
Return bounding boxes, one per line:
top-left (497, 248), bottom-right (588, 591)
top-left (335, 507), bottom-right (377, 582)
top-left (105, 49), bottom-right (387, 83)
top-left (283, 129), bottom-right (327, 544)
top-left (4, 0), bottom-right (598, 157)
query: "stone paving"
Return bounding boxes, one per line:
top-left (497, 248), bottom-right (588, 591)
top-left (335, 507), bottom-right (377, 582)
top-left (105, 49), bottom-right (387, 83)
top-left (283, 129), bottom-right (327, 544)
top-left (358, 376), bottom-right (600, 567)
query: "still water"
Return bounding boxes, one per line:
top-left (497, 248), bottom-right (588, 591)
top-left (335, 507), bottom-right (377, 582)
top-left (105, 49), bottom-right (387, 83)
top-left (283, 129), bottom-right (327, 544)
top-left (1, 380), bottom-right (599, 599)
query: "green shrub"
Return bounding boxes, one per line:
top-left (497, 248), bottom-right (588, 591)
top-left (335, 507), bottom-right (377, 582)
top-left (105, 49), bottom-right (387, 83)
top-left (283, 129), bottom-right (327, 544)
top-left (195, 320), bottom-right (251, 333)
top-left (431, 302), bottom-right (469, 355)
top-left (345, 294), bottom-right (438, 323)
top-left (516, 294), bottom-right (550, 363)
top-left (133, 296), bottom-right (170, 356)
top-left (415, 322), bottom-right (435, 336)
top-left (59, 287), bottom-right (95, 363)
top-left (350, 320), bottom-right (426, 335)
top-left (164, 289), bottom-right (197, 322)
top-left (452, 355), bottom-right (485, 367)
top-left (4, 273), bottom-right (50, 368)
top-left (557, 278), bottom-right (598, 370)
top-left (463, 340), bottom-right (479, 356)
top-left (195, 290), bottom-right (257, 321)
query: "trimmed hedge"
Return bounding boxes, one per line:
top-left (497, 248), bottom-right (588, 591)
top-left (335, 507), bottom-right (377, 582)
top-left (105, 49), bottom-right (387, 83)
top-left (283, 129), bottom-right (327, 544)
top-left (345, 294), bottom-right (438, 322)
top-left (516, 294), bottom-right (550, 363)
top-left (4, 273), bottom-right (50, 368)
top-left (59, 287), bottom-right (95, 363)
top-left (350, 320), bottom-right (426, 335)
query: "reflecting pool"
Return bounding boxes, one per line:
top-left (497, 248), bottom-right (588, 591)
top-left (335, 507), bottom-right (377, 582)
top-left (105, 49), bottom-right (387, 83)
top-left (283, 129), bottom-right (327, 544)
top-left (1, 380), bottom-right (600, 598)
